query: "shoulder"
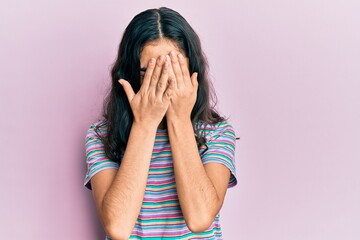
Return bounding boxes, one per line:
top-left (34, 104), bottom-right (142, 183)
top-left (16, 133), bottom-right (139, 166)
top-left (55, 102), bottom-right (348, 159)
top-left (85, 118), bottom-right (108, 140)
top-left (195, 120), bottom-right (235, 141)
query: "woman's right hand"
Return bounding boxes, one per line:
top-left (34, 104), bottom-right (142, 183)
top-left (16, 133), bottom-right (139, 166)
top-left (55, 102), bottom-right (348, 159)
top-left (118, 55), bottom-right (174, 129)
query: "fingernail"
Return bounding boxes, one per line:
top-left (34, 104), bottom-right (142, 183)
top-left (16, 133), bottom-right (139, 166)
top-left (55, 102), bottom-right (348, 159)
top-left (178, 53), bottom-right (183, 60)
top-left (171, 51), bottom-right (176, 59)
top-left (150, 58), bottom-right (155, 64)
top-left (118, 79), bottom-right (123, 85)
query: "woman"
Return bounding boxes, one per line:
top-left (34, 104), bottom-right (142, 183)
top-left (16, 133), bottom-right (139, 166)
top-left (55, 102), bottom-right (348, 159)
top-left (84, 7), bottom-right (238, 240)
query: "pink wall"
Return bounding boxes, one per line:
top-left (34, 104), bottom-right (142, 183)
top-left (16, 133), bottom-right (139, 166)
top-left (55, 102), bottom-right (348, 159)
top-left (1, 0), bottom-right (359, 239)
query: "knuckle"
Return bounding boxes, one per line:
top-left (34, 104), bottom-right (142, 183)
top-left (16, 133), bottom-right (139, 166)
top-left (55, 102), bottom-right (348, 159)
top-left (151, 98), bottom-right (159, 105)
top-left (151, 75), bottom-right (158, 83)
top-left (157, 81), bottom-right (164, 89)
top-left (166, 90), bottom-right (173, 98)
top-left (140, 91), bottom-right (146, 97)
top-left (180, 60), bottom-right (186, 66)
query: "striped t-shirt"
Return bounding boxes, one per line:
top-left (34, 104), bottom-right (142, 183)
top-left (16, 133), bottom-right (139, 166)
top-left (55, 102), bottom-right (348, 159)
top-left (83, 119), bottom-right (238, 239)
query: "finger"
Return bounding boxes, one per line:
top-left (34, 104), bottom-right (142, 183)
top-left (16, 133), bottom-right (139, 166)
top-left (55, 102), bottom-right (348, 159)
top-left (191, 72), bottom-right (198, 89)
top-left (149, 55), bottom-right (165, 95)
top-left (170, 51), bottom-right (184, 88)
top-left (166, 55), bottom-right (178, 89)
top-left (163, 74), bottom-right (176, 101)
top-left (156, 56), bottom-right (169, 98)
top-left (140, 58), bottom-right (156, 93)
top-left (118, 79), bottom-right (135, 103)
top-left (178, 53), bottom-right (191, 86)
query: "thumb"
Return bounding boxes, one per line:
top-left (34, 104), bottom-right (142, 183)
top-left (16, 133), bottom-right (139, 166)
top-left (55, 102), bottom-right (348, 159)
top-left (119, 79), bottom-right (135, 103)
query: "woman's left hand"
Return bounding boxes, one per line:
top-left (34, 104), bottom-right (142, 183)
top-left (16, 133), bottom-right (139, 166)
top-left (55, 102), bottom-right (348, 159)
top-left (165, 51), bottom-right (198, 121)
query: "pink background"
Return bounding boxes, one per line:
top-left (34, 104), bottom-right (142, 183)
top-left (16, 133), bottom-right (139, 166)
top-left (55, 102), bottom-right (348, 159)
top-left (1, 0), bottom-right (359, 239)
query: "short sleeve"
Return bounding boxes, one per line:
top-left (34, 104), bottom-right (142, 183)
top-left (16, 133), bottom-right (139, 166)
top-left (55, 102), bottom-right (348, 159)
top-left (83, 123), bottom-right (119, 190)
top-left (200, 121), bottom-right (238, 188)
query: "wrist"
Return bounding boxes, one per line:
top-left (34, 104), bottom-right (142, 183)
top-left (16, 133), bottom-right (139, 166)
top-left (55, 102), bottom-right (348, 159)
top-left (132, 121), bottom-right (158, 133)
top-left (166, 113), bottom-right (191, 123)
top-left (166, 116), bottom-right (192, 129)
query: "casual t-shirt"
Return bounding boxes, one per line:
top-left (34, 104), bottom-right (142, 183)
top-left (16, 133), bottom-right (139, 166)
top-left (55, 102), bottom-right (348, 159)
top-left (83, 119), bottom-right (238, 240)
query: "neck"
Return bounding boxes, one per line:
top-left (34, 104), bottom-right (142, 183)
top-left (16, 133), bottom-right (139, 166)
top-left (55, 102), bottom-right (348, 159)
top-left (158, 117), bottom-right (167, 129)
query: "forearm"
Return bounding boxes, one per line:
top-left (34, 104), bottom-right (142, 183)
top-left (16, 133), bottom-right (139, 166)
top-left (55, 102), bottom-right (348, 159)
top-left (167, 118), bottom-right (220, 229)
top-left (102, 122), bottom-right (157, 238)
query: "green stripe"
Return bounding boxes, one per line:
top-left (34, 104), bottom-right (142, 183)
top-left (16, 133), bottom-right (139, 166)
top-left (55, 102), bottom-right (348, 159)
top-left (142, 200), bottom-right (179, 206)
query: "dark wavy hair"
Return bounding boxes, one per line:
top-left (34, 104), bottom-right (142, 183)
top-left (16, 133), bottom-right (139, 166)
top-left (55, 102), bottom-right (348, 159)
top-left (94, 7), bottom-right (229, 164)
